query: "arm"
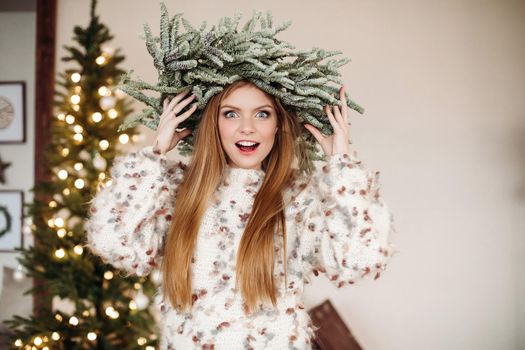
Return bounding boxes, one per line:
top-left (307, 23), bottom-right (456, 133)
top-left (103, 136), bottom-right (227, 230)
top-left (297, 151), bottom-right (399, 288)
top-left (84, 145), bottom-right (187, 277)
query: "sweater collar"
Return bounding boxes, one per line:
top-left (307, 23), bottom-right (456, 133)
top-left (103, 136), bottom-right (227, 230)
top-left (222, 164), bottom-right (265, 187)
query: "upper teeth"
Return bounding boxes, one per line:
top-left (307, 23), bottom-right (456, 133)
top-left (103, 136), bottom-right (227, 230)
top-left (237, 141), bottom-right (258, 146)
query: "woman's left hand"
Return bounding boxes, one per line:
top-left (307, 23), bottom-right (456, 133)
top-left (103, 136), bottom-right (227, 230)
top-left (304, 84), bottom-right (350, 156)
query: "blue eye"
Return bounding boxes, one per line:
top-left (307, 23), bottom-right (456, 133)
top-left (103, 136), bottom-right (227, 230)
top-left (222, 110), bottom-right (271, 118)
top-left (257, 111), bottom-right (270, 118)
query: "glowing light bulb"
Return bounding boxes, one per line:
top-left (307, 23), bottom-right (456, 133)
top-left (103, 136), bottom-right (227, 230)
top-left (63, 188), bottom-right (70, 196)
top-left (96, 56), bottom-right (106, 65)
top-left (57, 228), bottom-right (66, 238)
top-left (74, 86), bottom-right (81, 93)
top-left (71, 73), bottom-right (81, 82)
top-left (119, 134), bottom-right (129, 144)
top-left (108, 108), bottom-right (118, 118)
top-left (137, 337), bottom-right (147, 345)
top-left (14, 339), bottom-right (22, 346)
top-left (98, 86), bottom-right (109, 96)
top-left (104, 271), bottom-right (114, 280)
top-left (74, 179), bottom-right (85, 189)
top-left (70, 94), bottom-right (80, 104)
top-left (129, 300), bottom-right (137, 310)
top-left (51, 332), bottom-right (60, 340)
top-left (87, 332), bottom-right (97, 341)
top-left (69, 316), bottom-right (79, 326)
top-left (54, 217), bottom-right (64, 228)
top-left (33, 337), bottom-right (42, 346)
top-left (58, 169), bottom-right (68, 180)
top-left (73, 104), bottom-right (80, 111)
top-left (91, 112), bottom-right (103, 123)
top-left (57, 113), bottom-right (65, 120)
top-left (65, 115), bottom-right (75, 124)
top-left (47, 219), bottom-right (55, 228)
top-left (74, 162), bottom-right (83, 171)
top-left (73, 245), bottom-right (83, 255)
top-left (98, 172), bottom-right (106, 180)
top-left (48, 200), bottom-right (57, 208)
top-left (73, 133), bottom-right (83, 142)
top-left (55, 248), bottom-right (65, 259)
top-left (73, 124), bottom-right (83, 133)
top-left (61, 148), bottom-right (70, 156)
top-left (99, 140), bottom-right (109, 150)
top-left (54, 314), bottom-right (63, 322)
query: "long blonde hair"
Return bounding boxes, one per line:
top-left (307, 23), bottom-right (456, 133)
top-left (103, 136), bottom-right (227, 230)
top-left (161, 79), bottom-right (308, 315)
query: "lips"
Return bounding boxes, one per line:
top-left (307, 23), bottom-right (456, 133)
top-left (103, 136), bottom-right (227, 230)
top-left (235, 142), bottom-right (260, 152)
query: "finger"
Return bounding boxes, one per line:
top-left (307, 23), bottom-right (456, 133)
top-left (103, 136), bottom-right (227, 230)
top-left (304, 124), bottom-right (325, 144)
top-left (325, 105), bottom-right (340, 133)
top-left (174, 103), bottom-right (197, 124)
top-left (172, 94), bottom-right (196, 115)
top-left (340, 85), bottom-right (348, 124)
top-left (163, 97), bottom-right (169, 111)
top-left (332, 105), bottom-right (344, 126)
top-left (167, 90), bottom-right (190, 111)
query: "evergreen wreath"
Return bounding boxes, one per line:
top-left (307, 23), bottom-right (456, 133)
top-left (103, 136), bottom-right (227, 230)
top-left (118, 3), bottom-right (365, 172)
top-left (0, 205), bottom-right (12, 239)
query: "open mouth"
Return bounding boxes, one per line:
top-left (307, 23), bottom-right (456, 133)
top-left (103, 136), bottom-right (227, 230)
top-left (235, 142), bottom-right (260, 153)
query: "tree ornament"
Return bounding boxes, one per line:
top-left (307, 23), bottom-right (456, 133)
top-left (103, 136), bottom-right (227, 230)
top-left (133, 288), bottom-right (150, 311)
top-left (118, 3), bottom-right (365, 173)
top-left (92, 152), bottom-right (107, 171)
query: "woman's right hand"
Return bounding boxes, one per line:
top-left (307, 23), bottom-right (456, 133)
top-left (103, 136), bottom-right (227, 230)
top-left (153, 90), bottom-right (197, 155)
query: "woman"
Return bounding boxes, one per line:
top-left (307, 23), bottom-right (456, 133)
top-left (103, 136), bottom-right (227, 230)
top-left (85, 78), bottom-right (396, 349)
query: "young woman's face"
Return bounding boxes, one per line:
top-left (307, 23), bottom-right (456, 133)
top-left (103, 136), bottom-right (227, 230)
top-left (218, 84), bottom-right (278, 170)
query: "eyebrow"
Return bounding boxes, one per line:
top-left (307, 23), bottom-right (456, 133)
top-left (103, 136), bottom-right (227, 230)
top-left (220, 104), bottom-right (274, 110)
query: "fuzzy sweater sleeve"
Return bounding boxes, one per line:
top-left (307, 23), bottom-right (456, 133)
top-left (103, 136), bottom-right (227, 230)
top-left (297, 151), bottom-right (399, 288)
top-left (84, 145), bottom-right (187, 277)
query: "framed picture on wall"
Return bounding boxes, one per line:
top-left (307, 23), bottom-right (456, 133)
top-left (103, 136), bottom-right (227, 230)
top-left (0, 81), bottom-right (26, 144)
top-left (0, 190), bottom-right (24, 252)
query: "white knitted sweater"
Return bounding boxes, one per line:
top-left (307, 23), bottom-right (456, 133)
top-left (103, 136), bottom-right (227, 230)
top-left (85, 145), bottom-right (397, 350)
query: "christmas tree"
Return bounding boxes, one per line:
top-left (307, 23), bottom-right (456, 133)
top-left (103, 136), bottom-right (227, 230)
top-left (3, 1), bottom-right (162, 349)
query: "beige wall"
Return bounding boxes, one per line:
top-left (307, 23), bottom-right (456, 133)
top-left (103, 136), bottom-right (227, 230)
top-left (0, 12), bottom-right (35, 323)
top-left (54, 0), bottom-right (525, 349)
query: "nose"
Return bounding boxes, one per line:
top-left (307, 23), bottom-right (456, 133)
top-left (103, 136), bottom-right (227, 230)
top-left (239, 117), bottom-right (255, 134)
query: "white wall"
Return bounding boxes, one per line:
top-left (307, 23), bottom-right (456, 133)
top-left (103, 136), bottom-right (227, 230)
top-left (0, 12), bottom-right (36, 323)
top-left (54, 0), bottom-right (525, 349)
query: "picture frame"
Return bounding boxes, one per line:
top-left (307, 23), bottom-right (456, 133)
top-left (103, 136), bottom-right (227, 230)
top-left (0, 81), bottom-right (26, 144)
top-left (0, 190), bottom-right (24, 252)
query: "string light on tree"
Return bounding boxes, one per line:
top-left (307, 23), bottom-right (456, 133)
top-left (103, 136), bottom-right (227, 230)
top-left (73, 133), bottom-right (83, 143)
top-left (99, 140), bottom-right (109, 150)
top-left (108, 108), bottom-right (118, 118)
top-left (57, 228), bottom-right (66, 238)
top-left (74, 179), bottom-right (85, 189)
top-left (55, 248), bottom-right (65, 259)
top-left (98, 86), bottom-right (109, 96)
top-left (57, 113), bottom-right (65, 121)
top-left (91, 112), bottom-right (103, 123)
top-left (73, 245), bottom-right (83, 255)
top-left (69, 316), bottom-right (79, 326)
top-left (57, 169), bottom-right (68, 180)
top-left (95, 55), bottom-right (106, 65)
top-left (71, 72), bottom-right (81, 83)
top-left (119, 134), bottom-right (129, 144)
top-left (65, 114), bottom-right (75, 124)
top-left (61, 148), bottom-right (70, 156)
top-left (87, 332), bottom-right (97, 341)
top-left (70, 94), bottom-right (80, 104)
top-left (73, 125), bottom-right (83, 134)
